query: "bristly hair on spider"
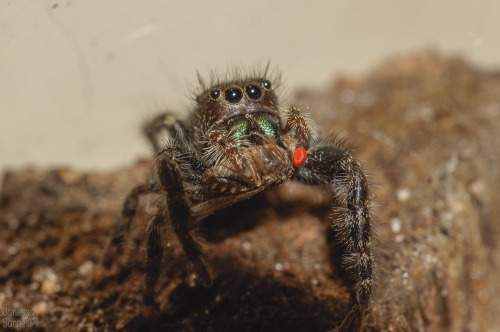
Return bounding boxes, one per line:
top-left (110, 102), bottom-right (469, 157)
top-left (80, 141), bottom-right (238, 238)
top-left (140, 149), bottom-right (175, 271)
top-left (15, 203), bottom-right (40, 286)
top-left (95, 64), bottom-right (376, 331)
top-left (190, 61), bottom-right (283, 99)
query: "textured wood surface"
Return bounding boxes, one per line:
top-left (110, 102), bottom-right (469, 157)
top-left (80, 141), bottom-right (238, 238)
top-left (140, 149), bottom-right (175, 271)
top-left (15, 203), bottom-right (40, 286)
top-left (1, 51), bottom-right (499, 331)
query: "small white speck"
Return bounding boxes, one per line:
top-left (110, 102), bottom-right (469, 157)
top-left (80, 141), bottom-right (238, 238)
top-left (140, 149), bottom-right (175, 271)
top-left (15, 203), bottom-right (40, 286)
top-left (41, 277), bottom-right (60, 294)
top-left (275, 263), bottom-right (283, 271)
top-left (188, 273), bottom-right (197, 287)
top-left (340, 89), bottom-right (356, 104)
top-left (33, 267), bottom-right (61, 294)
top-left (7, 244), bottom-right (19, 256)
top-left (402, 272), bottom-right (409, 286)
top-left (486, 103), bottom-right (500, 116)
top-left (390, 218), bottom-right (401, 233)
top-left (396, 188), bottom-right (411, 202)
top-left (78, 260), bottom-right (95, 278)
top-left (124, 23), bottom-right (158, 42)
top-left (395, 234), bottom-right (405, 243)
top-left (468, 31), bottom-right (483, 47)
top-left (424, 254), bottom-right (434, 266)
top-left (446, 154), bottom-right (459, 174)
top-left (469, 179), bottom-right (486, 197)
top-left (416, 105), bottom-right (434, 121)
top-left (442, 211), bottom-right (454, 222)
top-left (33, 301), bottom-right (49, 315)
top-left (242, 241), bottom-right (252, 251)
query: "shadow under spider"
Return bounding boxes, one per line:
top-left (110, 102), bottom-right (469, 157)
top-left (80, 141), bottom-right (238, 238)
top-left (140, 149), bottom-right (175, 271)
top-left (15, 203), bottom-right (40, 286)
top-left (199, 188), bottom-right (350, 286)
top-left (136, 257), bottom-right (344, 332)
top-left (201, 189), bottom-right (333, 243)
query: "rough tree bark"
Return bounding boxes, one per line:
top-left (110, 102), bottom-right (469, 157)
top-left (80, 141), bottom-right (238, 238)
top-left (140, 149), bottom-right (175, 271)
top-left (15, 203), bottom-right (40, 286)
top-left (1, 51), bottom-right (499, 331)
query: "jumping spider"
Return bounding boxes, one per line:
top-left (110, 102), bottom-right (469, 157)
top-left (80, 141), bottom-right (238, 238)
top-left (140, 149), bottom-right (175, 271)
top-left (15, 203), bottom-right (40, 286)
top-left (96, 67), bottom-right (374, 322)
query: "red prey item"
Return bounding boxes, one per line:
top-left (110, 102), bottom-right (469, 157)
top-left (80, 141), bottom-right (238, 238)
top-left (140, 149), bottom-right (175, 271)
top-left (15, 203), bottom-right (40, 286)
top-left (293, 147), bottom-right (307, 167)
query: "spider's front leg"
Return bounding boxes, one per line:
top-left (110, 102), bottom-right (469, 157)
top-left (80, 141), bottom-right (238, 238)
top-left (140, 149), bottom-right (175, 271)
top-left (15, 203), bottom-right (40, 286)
top-left (144, 147), bottom-right (211, 313)
top-left (294, 144), bottom-right (374, 308)
top-left (144, 112), bottom-right (191, 152)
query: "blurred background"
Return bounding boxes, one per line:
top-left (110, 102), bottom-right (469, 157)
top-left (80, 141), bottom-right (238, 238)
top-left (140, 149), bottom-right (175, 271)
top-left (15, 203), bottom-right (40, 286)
top-left (1, 0), bottom-right (499, 173)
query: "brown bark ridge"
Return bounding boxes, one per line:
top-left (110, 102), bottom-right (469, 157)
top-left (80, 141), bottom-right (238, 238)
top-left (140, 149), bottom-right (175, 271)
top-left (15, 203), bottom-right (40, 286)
top-left (1, 51), bottom-right (499, 331)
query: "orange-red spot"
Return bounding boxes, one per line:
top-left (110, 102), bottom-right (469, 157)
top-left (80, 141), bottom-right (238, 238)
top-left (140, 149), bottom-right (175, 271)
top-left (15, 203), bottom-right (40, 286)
top-left (293, 147), bottom-right (307, 167)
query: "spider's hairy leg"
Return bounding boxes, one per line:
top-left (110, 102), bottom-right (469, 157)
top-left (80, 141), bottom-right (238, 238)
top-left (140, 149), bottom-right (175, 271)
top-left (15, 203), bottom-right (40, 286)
top-left (294, 144), bottom-right (374, 308)
top-left (144, 113), bottom-right (191, 151)
top-left (93, 182), bottom-right (155, 286)
top-left (282, 106), bottom-right (317, 148)
top-left (143, 205), bottom-right (165, 317)
top-left (154, 146), bottom-right (211, 287)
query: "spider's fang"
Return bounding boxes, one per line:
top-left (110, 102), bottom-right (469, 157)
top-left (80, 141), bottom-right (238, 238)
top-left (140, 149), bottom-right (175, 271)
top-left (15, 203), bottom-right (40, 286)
top-left (293, 147), bottom-right (307, 167)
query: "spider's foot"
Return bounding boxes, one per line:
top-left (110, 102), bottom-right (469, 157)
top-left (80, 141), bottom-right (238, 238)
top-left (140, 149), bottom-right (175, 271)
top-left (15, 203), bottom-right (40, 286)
top-left (142, 292), bottom-right (161, 322)
top-left (92, 243), bottom-right (121, 287)
top-left (332, 305), bottom-right (366, 332)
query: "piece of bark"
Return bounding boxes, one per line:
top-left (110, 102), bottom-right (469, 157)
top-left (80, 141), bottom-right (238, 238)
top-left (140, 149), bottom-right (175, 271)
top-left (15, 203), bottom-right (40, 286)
top-left (1, 50), bottom-right (499, 331)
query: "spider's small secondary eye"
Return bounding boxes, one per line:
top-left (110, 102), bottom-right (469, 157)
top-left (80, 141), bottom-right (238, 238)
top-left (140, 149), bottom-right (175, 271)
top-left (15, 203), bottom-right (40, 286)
top-left (225, 86), bottom-right (243, 104)
top-left (210, 89), bottom-right (221, 100)
top-left (245, 84), bottom-right (262, 100)
top-left (261, 80), bottom-right (271, 90)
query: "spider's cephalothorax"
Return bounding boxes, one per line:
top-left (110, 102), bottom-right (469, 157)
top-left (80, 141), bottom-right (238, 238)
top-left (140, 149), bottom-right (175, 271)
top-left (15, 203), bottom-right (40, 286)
top-left (96, 67), bottom-right (375, 323)
top-left (191, 77), bottom-right (306, 200)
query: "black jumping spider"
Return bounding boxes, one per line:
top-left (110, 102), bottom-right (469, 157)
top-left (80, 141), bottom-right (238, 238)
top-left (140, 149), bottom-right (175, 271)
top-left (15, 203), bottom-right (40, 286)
top-left (96, 66), bottom-right (374, 324)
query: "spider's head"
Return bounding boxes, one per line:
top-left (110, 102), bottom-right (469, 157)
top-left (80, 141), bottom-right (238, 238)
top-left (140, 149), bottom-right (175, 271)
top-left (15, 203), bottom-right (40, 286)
top-left (196, 79), bottom-right (278, 123)
top-left (196, 78), bottom-right (283, 147)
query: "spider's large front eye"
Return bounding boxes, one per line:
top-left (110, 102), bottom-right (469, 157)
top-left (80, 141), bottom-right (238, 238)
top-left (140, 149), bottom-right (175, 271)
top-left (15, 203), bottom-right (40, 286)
top-left (261, 80), bottom-right (271, 90)
top-left (225, 86), bottom-right (243, 104)
top-left (245, 84), bottom-right (262, 100)
top-left (210, 89), bottom-right (221, 100)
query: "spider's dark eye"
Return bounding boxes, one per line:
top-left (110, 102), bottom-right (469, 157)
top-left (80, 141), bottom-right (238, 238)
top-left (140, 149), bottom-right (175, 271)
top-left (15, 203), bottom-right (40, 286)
top-left (245, 84), bottom-right (262, 100)
top-left (261, 80), bottom-right (271, 90)
top-left (210, 89), bottom-right (221, 100)
top-left (225, 86), bottom-right (243, 104)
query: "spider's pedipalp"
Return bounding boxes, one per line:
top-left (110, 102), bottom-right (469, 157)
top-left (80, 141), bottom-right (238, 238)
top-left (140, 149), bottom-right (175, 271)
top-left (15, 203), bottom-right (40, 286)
top-left (282, 105), bottom-right (319, 146)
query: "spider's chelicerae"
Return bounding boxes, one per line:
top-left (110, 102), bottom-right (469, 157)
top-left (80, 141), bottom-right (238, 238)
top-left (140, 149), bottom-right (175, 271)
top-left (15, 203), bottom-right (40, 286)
top-left (98, 67), bottom-right (374, 321)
